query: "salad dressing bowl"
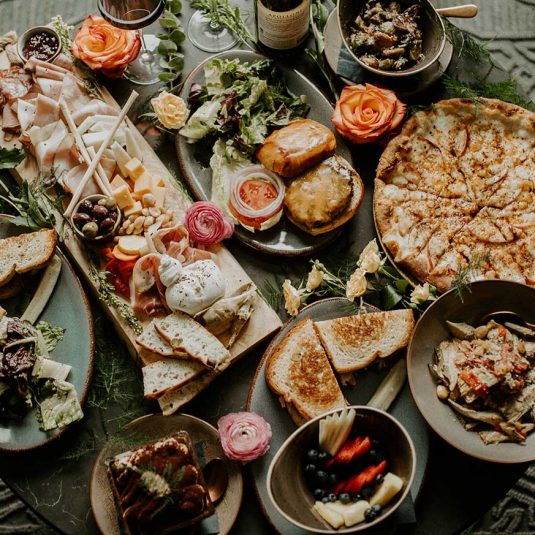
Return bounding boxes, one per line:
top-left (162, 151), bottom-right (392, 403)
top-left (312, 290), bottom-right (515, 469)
top-left (267, 406), bottom-right (416, 533)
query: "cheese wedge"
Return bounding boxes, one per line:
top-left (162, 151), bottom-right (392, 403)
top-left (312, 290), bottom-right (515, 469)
top-left (110, 174), bottom-right (129, 192)
top-left (111, 142), bottom-right (131, 177)
top-left (112, 245), bottom-right (139, 262)
top-left (112, 185), bottom-right (134, 209)
top-left (124, 201), bottom-right (142, 217)
top-left (134, 172), bottom-right (153, 196)
top-left (124, 158), bottom-right (145, 180)
top-left (153, 186), bottom-right (166, 208)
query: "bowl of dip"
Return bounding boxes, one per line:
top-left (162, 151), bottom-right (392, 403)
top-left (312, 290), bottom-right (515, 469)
top-left (17, 26), bottom-right (62, 63)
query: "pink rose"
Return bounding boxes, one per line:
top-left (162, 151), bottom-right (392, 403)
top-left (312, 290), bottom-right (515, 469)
top-left (217, 412), bottom-right (272, 463)
top-left (184, 201), bottom-right (234, 246)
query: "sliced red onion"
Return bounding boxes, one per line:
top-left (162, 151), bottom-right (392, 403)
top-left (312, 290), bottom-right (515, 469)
top-left (184, 201), bottom-right (234, 246)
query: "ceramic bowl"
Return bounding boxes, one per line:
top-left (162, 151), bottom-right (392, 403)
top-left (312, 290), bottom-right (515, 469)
top-left (267, 406), bottom-right (416, 533)
top-left (408, 280), bottom-right (535, 463)
top-left (17, 25), bottom-right (62, 63)
top-left (70, 194), bottom-right (121, 242)
top-left (337, 0), bottom-right (445, 78)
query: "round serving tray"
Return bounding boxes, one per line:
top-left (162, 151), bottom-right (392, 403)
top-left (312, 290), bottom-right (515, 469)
top-left (246, 297), bottom-right (430, 535)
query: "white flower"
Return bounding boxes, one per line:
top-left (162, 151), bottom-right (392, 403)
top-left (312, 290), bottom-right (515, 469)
top-left (346, 268), bottom-right (368, 301)
top-left (282, 280), bottom-right (302, 316)
top-left (410, 282), bottom-right (433, 304)
top-left (151, 91), bottom-right (190, 129)
top-left (358, 239), bottom-right (382, 273)
top-left (306, 265), bottom-right (324, 291)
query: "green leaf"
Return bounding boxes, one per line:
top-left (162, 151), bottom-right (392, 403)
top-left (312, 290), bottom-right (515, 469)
top-left (168, 55), bottom-right (184, 71)
top-left (158, 39), bottom-right (178, 55)
top-left (381, 284), bottom-right (403, 310)
top-left (381, 265), bottom-right (400, 278)
top-left (160, 10), bottom-right (180, 28)
top-left (167, 0), bottom-right (182, 14)
top-left (395, 279), bottom-right (410, 293)
top-left (158, 72), bottom-right (179, 82)
top-left (0, 147), bottom-right (26, 169)
top-left (168, 28), bottom-right (186, 44)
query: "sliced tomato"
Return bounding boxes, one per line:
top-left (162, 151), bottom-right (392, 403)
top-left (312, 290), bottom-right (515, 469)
top-left (228, 202), bottom-right (281, 230)
top-left (460, 370), bottom-right (489, 397)
top-left (239, 178), bottom-right (278, 210)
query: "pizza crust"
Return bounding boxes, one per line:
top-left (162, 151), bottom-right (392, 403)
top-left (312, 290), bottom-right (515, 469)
top-left (374, 98), bottom-right (535, 292)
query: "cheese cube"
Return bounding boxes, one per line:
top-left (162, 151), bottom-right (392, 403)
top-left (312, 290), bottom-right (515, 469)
top-left (134, 172), bottom-right (153, 196)
top-left (151, 176), bottom-right (165, 188)
top-left (123, 201), bottom-right (142, 218)
top-left (124, 158), bottom-right (145, 180)
top-left (153, 186), bottom-right (166, 208)
top-left (111, 142), bottom-right (131, 177)
top-left (112, 185), bottom-right (134, 210)
top-left (110, 174), bottom-right (129, 192)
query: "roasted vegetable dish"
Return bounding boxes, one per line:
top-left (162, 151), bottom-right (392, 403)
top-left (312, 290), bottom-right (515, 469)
top-left (431, 320), bottom-right (535, 444)
top-left (348, 0), bottom-right (424, 71)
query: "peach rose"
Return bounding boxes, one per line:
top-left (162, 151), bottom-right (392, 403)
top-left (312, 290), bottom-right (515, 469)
top-left (332, 84), bottom-right (406, 144)
top-left (71, 14), bottom-right (141, 78)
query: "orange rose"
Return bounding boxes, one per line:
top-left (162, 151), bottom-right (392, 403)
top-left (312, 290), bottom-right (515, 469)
top-left (71, 14), bottom-right (141, 78)
top-left (332, 84), bottom-right (406, 144)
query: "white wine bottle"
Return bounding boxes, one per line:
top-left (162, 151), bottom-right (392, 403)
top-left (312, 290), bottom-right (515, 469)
top-left (256, 0), bottom-right (310, 52)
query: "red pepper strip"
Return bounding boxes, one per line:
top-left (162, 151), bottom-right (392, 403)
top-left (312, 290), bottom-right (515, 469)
top-left (104, 258), bottom-right (136, 299)
top-left (100, 247), bottom-right (114, 261)
top-left (334, 460), bottom-right (387, 495)
top-left (325, 436), bottom-right (371, 469)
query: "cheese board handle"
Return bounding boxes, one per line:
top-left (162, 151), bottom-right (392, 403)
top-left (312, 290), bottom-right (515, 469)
top-left (436, 4), bottom-right (478, 18)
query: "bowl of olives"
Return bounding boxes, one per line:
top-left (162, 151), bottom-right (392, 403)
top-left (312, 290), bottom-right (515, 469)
top-left (71, 194), bottom-right (121, 242)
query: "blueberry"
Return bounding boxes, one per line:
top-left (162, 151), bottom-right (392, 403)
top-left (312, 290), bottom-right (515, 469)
top-left (328, 493), bottom-right (337, 502)
top-left (314, 489), bottom-right (325, 500)
top-left (321, 496), bottom-right (330, 503)
top-left (369, 449), bottom-right (385, 463)
top-left (372, 504), bottom-right (382, 514)
top-left (318, 451), bottom-right (329, 463)
top-left (375, 473), bottom-right (384, 484)
top-left (329, 473), bottom-right (338, 486)
top-left (353, 493), bottom-right (363, 501)
top-left (316, 470), bottom-right (329, 485)
top-left (339, 493), bottom-right (351, 504)
top-left (361, 486), bottom-right (374, 500)
top-left (304, 464), bottom-right (316, 477)
top-left (307, 449), bottom-right (319, 463)
top-left (364, 507), bottom-right (379, 522)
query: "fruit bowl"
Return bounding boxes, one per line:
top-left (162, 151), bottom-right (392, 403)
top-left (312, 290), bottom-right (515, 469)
top-left (266, 406), bottom-right (416, 533)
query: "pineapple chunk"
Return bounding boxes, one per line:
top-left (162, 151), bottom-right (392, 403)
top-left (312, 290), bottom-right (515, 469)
top-left (124, 201), bottom-right (142, 217)
top-left (370, 473), bottom-right (404, 507)
top-left (124, 158), bottom-right (145, 180)
top-left (112, 185), bottom-right (134, 209)
top-left (313, 501), bottom-right (344, 529)
top-left (328, 500), bottom-right (370, 527)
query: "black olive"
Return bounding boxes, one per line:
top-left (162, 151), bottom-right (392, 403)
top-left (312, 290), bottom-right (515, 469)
top-left (313, 489), bottom-right (324, 500)
top-left (316, 470), bottom-right (329, 485)
top-left (339, 493), bottom-right (351, 504)
top-left (72, 212), bottom-right (91, 228)
top-left (108, 210), bottom-right (118, 221)
top-left (99, 217), bottom-right (115, 233)
top-left (92, 204), bottom-right (109, 220)
top-left (317, 451), bottom-right (329, 463)
top-left (327, 493), bottom-right (337, 502)
top-left (307, 449), bottom-right (319, 463)
top-left (78, 199), bottom-right (94, 214)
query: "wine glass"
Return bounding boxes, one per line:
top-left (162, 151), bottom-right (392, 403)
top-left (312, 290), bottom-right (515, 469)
top-left (98, 0), bottom-right (166, 85)
top-left (187, 5), bottom-right (238, 52)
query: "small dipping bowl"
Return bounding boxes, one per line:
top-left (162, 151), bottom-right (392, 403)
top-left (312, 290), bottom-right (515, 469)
top-left (71, 194), bottom-right (121, 242)
top-left (17, 26), bottom-right (62, 63)
top-left (267, 406), bottom-right (416, 533)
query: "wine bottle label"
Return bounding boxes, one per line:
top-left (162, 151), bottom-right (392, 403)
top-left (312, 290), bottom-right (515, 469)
top-left (257, 0), bottom-right (310, 50)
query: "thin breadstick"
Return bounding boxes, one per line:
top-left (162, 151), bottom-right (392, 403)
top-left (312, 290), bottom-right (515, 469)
top-left (59, 99), bottom-right (113, 196)
top-left (64, 90), bottom-right (138, 216)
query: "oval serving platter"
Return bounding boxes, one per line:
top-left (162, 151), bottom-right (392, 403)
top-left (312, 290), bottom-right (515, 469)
top-left (246, 297), bottom-right (430, 535)
top-left (0, 224), bottom-right (94, 452)
top-left (90, 413), bottom-right (243, 535)
top-left (175, 49), bottom-right (354, 257)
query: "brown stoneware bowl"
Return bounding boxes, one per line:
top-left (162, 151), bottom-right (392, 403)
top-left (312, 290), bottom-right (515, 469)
top-left (267, 406), bottom-right (416, 533)
top-left (407, 280), bottom-right (535, 463)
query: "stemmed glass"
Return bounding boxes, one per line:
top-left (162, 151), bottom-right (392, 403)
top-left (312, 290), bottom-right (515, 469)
top-left (98, 0), bottom-right (166, 85)
top-left (187, 6), bottom-right (238, 52)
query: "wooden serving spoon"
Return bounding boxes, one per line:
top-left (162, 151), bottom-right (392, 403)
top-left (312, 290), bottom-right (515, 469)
top-left (478, 311), bottom-right (535, 334)
top-left (436, 4), bottom-right (478, 18)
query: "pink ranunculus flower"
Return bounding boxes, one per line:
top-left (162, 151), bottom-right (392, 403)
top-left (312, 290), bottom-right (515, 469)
top-left (217, 412), bottom-right (272, 463)
top-left (184, 201), bottom-right (234, 247)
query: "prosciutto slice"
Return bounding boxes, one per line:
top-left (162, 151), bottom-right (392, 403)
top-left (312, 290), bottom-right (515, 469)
top-left (62, 164), bottom-right (99, 197)
top-left (60, 72), bottom-right (90, 112)
top-left (33, 94), bottom-right (59, 127)
top-left (26, 57), bottom-right (70, 76)
top-left (35, 77), bottom-right (63, 100)
top-left (71, 99), bottom-right (118, 126)
top-left (132, 254), bottom-right (169, 319)
top-left (151, 225), bottom-right (214, 265)
top-left (35, 64), bottom-right (65, 81)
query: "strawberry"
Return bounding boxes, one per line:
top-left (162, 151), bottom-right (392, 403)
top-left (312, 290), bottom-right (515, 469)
top-left (333, 460), bottom-right (387, 495)
top-left (325, 436), bottom-right (371, 469)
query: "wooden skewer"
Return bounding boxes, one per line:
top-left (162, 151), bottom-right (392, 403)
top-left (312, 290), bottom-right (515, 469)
top-left (64, 90), bottom-right (138, 217)
top-left (59, 99), bottom-right (113, 196)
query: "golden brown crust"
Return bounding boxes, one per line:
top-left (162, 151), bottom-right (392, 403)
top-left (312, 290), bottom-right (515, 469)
top-left (374, 98), bottom-right (535, 292)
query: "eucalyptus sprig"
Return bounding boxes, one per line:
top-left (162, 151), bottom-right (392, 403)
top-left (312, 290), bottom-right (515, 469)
top-left (157, 0), bottom-right (186, 86)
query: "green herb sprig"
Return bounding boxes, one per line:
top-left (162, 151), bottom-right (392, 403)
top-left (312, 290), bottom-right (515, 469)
top-left (88, 266), bottom-right (143, 334)
top-left (0, 147), bottom-right (26, 169)
top-left (157, 0), bottom-right (186, 86)
top-left (451, 253), bottom-right (490, 302)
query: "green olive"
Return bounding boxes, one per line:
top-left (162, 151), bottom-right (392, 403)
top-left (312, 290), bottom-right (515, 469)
top-left (104, 197), bottom-right (117, 210)
top-left (81, 221), bottom-right (99, 239)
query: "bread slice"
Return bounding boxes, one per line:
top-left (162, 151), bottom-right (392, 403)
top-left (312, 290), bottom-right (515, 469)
top-left (265, 318), bottom-right (346, 425)
top-left (142, 358), bottom-right (205, 399)
top-left (313, 310), bottom-right (415, 374)
top-left (155, 313), bottom-right (231, 371)
top-left (0, 229), bottom-right (57, 286)
top-left (158, 372), bottom-right (216, 415)
top-left (136, 320), bottom-right (179, 357)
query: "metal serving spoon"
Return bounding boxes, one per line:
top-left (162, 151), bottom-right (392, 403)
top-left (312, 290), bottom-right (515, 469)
top-left (478, 311), bottom-right (535, 335)
top-left (203, 457), bottom-right (229, 504)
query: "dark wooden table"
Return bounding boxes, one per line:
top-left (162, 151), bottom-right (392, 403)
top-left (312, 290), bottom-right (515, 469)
top-left (0, 2), bottom-right (531, 534)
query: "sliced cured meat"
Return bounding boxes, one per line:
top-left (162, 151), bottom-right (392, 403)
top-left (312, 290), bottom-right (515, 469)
top-left (35, 77), bottom-right (63, 100)
top-left (0, 66), bottom-right (32, 103)
top-left (26, 56), bottom-right (70, 75)
top-left (71, 99), bottom-right (118, 126)
top-left (2, 103), bottom-right (19, 132)
top-left (133, 253), bottom-right (162, 294)
top-left (132, 254), bottom-right (169, 319)
top-left (60, 72), bottom-right (90, 112)
top-left (62, 163), bottom-right (99, 197)
top-left (34, 120), bottom-right (69, 173)
top-left (151, 225), bottom-right (214, 265)
top-left (35, 64), bottom-right (65, 81)
top-left (16, 98), bottom-right (35, 131)
top-left (33, 94), bottom-right (59, 127)
top-left (53, 133), bottom-right (78, 179)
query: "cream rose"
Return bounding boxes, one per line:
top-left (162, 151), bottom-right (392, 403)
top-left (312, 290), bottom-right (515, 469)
top-left (283, 279), bottom-right (302, 316)
top-left (346, 267), bottom-right (368, 301)
top-left (151, 91), bottom-right (190, 130)
top-left (306, 265), bottom-right (324, 292)
top-left (410, 282), bottom-right (433, 305)
top-left (71, 14), bottom-right (140, 78)
top-left (359, 240), bottom-right (382, 274)
top-left (332, 84), bottom-right (406, 144)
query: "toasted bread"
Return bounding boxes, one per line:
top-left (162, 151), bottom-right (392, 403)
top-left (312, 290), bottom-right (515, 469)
top-left (142, 358), bottom-right (205, 399)
top-left (265, 318), bottom-right (346, 425)
top-left (284, 155), bottom-right (364, 236)
top-left (313, 310), bottom-right (415, 374)
top-left (256, 119), bottom-right (336, 178)
top-left (0, 229), bottom-right (57, 287)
